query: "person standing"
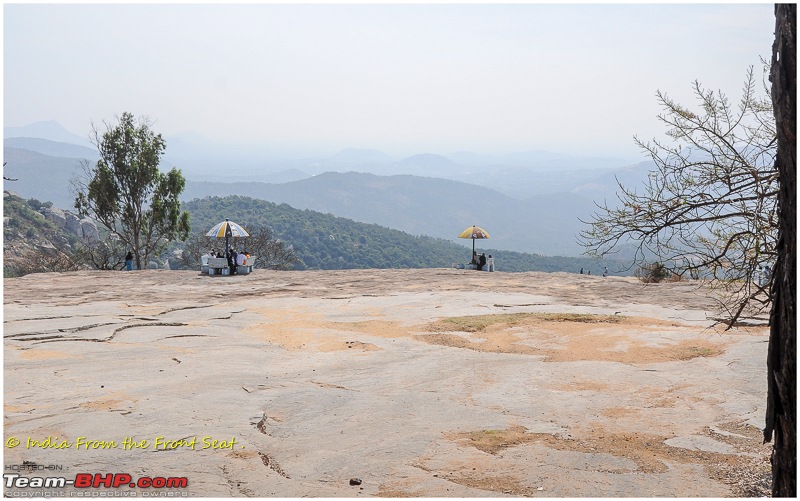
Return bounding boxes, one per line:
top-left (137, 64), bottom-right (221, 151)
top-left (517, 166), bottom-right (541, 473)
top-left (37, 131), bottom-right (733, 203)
top-left (125, 251), bottom-right (134, 271)
top-left (231, 250), bottom-right (239, 275)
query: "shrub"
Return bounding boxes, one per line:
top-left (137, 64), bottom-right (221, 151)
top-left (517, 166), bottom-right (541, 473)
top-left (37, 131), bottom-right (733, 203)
top-left (636, 262), bottom-right (671, 283)
top-left (7, 248), bottom-right (82, 276)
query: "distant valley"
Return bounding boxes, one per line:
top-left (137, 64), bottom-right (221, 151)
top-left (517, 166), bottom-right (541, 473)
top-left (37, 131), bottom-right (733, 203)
top-left (4, 121), bottom-right (652, 257)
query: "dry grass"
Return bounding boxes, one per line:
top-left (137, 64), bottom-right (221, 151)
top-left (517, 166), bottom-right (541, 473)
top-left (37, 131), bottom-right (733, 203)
top-left (419, 312), bottom-right (725, 364)
top-left (446, 425), bottom-right (536, 455)
top-left (447, 422), bottom-right (771, 494)
top-left (427, 312), bottom-right (625, 333)
top-left (247, 308), bottom-right (726, 364)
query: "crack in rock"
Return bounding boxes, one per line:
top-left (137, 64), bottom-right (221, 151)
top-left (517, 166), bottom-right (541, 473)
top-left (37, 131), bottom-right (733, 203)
top-left (36, 322), bottom-right (188, 344)
top-left (5, 322), bottom-right (120, 339)
top-left (157, 305), bottom-right (215, 316)
top-left (258, 452), bottom-right (290, 478)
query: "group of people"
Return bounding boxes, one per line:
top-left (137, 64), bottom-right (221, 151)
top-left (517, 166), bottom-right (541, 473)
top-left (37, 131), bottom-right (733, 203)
top-left (201, 249), bottom-right (251, 275)
top-left (579, 266), bottom-right (609, 277)
top-left (471, 252), bottom-right (494, 271)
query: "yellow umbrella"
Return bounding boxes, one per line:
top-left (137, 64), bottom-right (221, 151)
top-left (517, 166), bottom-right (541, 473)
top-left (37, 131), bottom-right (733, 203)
top-left (458, 225), bottom-right (491, 262)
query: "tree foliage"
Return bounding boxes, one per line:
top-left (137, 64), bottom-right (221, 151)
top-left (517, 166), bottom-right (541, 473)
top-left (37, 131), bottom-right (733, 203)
top-left (75, 234), bottom-right (128, 271)
top-left (74, 112), bottom-right (190, 269)
top-left (581, 67), bottom-right (777, 326)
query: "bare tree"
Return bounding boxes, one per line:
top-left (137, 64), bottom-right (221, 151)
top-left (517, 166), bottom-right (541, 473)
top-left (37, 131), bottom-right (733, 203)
top-left (7, 248), bottom-right (82, 276)
top-left (580, 67), bottom-right (777, 327)
top-left (3, 161), bottom-right (18, 181)
top-left (764, 3), bottom-right (795, 497)
top-left (74, 234), bottom-right (127, 270)
top-left (239, 226), bottom-right (298, 270)
top-left (174, 233), bottom-right (217, 269)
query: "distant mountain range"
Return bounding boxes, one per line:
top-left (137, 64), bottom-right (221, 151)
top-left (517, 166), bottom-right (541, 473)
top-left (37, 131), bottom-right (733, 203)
top-left (3, 147), bottom-right (86, 209)
top-left (4, 120), bottom-right (93, 147)
top-left (5, 137), bottom-right (98, 160)
top-left (4, 121), bottom-right (653, 257)
top-left (5, 120), bottom-right (642, 194)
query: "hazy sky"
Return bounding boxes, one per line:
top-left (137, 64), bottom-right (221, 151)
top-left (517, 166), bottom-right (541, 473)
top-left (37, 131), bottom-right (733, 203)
top-left (4, 3), bottom-right (776, 159)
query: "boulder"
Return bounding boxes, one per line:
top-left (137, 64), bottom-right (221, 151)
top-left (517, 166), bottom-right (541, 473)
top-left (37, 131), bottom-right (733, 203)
top-left (42, 207), bottom-right (67, 228)
top-left (64, 212), bottom-right (83, 237)
top-left (80, 219), bottom-right (99, 243)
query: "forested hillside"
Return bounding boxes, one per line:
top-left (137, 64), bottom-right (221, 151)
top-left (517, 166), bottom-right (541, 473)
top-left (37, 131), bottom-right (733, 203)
top-left (183, 195), bottom-right (631, 274)
top-left (182, 172), bottom-right (599, 256)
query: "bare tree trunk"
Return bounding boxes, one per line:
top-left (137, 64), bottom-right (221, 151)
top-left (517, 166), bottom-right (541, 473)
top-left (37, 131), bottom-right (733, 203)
top-left (765, 3), bottom-right (796, 497)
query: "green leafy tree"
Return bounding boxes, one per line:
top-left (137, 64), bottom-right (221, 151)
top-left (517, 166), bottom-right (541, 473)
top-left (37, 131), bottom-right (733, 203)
top-left (581, 67), bottom-right (777, 326)
top-left (74, 112), bottom-right (190, 269)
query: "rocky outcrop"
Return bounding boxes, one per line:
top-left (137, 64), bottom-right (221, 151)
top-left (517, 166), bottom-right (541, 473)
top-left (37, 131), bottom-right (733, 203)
top-left (80, 218), bottom-right (99, 243)
top-left (42, 207), bottom-right (67, 228)
top-left (65, 212), bottom-right (83, 236)
top-left (39, 206), bottom-right (99, 242)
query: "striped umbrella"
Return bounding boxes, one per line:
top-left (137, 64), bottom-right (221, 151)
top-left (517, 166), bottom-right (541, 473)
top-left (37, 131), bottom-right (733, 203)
top-left (458, 225), bottom-right (490, 262)
top-left (206, 219), bottom-right (250, 257)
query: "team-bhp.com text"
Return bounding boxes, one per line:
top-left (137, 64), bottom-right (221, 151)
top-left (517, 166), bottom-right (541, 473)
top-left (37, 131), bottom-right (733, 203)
top-left (4, 473), bottom-right (189, 489)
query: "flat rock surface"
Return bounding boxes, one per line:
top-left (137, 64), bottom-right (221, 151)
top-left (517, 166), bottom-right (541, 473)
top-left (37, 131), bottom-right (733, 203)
top-left (4, 269), bottom-right (772, 497)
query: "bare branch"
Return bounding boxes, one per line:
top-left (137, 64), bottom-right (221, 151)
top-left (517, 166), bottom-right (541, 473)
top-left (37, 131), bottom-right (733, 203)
top-left (580, 67), bottom-right (777, 326)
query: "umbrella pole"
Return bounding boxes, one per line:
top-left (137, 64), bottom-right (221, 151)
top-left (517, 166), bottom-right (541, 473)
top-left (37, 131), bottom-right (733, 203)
top-left (472, 238), bottom-right (476, 262)
top-left (226, 235), bottom-right (230, 258)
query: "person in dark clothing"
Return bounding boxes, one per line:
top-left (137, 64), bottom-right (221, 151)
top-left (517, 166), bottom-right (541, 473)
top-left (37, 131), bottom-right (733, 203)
top-left (125, 251), bottom-right (134, 271)
top-left (478, 253), bottom-right (487, 271)
top-left (231, 250), bottom-right (239, 275)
